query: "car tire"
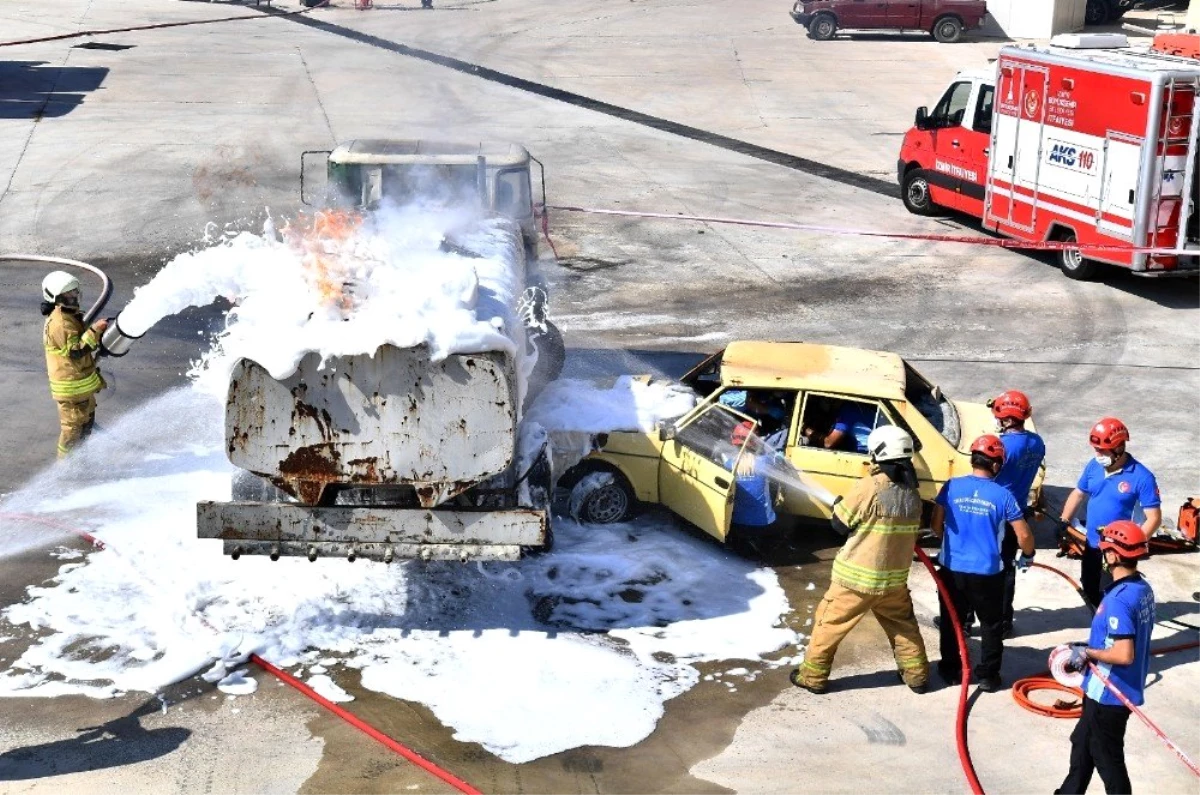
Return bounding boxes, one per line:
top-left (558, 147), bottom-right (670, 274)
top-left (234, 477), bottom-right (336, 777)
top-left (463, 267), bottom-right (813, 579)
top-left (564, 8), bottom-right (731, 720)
top-left (808, 13), bottom-right (837, 41)
top-left (1057, 230), bottom-right (1100, 281)
top-left (931, 16), bottom-right (963, 43)
top-left (1084, 0), bottom-right (1112, 26)
top-left (565, 466), bottom-right (637, 524)
top-left (901, 169), bottom-right (941, 216)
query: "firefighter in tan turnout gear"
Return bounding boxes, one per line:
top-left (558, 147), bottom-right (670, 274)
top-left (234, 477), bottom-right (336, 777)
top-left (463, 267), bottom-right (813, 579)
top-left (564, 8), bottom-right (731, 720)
top-left (791, 425), bottom-right (929, 694)
top-left (41, 271), bottom-right (108, 458)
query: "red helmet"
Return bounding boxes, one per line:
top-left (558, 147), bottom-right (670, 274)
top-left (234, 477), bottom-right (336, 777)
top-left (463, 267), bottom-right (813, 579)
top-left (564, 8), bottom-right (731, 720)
top-left (990, 390), bottom-right (1032, 421)
top-left (1099, 520), bottom-right (1150, 561)
top-left (970, 434), bottom-right (1006, 462)
top-left (1089, 417), bottom-right (1130, 451)
top-left (731, 420), bottom-right (754, 446)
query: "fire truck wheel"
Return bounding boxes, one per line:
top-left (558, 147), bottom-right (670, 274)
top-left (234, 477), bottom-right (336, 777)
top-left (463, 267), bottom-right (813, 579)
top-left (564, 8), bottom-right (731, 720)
top-left (931, 16), bottom-right (963, 43)
top-left (1057, 231), bottom-right (1099, 281)
top-left (901, 170), bottom-right (941, 216)
top-left (808, 13), bottom-right (837, 40)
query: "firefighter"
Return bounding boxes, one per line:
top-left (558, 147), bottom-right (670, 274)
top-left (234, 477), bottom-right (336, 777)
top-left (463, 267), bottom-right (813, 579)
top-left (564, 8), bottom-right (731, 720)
top-left (1055, 520), bottom-right (1155, 795)
top-left (789, 426), bottom-right (928, 694)
top-left (990, 389), bottom-right (1046, 637)
top-left (1059, 418), bottom-right (1161, 609)
top-left (41, 271), bottom-right (107, 458)
top-left (932, 434), bottom-right (1035, 692)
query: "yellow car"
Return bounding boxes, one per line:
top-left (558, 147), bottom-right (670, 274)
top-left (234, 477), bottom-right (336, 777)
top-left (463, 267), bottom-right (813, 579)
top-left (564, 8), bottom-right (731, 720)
top-left (560, 341), bottom-right (1044, 542)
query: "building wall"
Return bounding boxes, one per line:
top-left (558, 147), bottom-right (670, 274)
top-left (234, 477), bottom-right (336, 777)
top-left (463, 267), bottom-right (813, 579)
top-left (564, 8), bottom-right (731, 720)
top-left (984, 0), bottom-right (1087, 39)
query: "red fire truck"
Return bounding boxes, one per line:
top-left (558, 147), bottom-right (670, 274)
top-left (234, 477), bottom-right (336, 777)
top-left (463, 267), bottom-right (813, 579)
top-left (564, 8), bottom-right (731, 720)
top-left (898, 33), bottom-right (1200, 279)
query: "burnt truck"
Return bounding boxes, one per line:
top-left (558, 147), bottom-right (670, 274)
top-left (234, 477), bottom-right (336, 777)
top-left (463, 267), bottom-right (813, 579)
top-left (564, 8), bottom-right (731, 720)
top-left (195, 140), bottom-right (565, 563)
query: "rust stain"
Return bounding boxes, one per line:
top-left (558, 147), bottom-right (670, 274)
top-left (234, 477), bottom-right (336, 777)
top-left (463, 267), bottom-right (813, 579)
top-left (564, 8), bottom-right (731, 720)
top-left (279, 444), bottom-right (341, 505)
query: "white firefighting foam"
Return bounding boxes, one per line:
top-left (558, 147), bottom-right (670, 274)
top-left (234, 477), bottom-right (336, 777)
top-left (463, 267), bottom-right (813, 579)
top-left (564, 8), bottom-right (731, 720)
top-left (116, 206), bottom-right (535, 402)
top-left (0, 389), bottom-right (796, 762)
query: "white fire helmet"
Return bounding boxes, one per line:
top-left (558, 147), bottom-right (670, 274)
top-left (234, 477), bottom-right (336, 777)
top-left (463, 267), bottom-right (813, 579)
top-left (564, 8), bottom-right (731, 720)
top-left (42, 271), bottom-right (80, 302)
top-left (867, 425), bottom-right (915, 462)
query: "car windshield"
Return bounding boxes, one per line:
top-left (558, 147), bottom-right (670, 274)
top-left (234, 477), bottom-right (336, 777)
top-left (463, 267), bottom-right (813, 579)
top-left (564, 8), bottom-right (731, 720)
top-left (904, 362), bottom-right (960, 447)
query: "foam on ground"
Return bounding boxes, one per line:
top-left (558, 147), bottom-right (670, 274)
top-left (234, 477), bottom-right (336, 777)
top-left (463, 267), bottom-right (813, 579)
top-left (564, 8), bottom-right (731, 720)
top-left (0, 387), bottom-right (796, 763)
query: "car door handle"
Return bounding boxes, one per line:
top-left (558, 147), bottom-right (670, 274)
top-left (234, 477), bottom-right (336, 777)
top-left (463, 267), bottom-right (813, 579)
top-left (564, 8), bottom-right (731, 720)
top-left (714, 476), bottom-right (731, 489)
top-left (984, 147), bottom-right (990, 155)
top-left (951, 139), bottom-right (960, 147)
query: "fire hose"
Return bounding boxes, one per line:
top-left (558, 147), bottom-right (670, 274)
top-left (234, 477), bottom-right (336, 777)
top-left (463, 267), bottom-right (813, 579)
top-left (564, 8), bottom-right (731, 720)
top-left (1010, 562), bottom-right (1200, 779)
top-left (0, 511), bottom-right (481, 795)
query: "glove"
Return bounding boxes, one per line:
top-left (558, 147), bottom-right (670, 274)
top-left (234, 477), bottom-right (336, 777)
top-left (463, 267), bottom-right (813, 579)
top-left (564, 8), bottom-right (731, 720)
top-left (1015, 550), bottom-right (1035, 571)
top-left (1065, 642), bottom-right (1089, 673)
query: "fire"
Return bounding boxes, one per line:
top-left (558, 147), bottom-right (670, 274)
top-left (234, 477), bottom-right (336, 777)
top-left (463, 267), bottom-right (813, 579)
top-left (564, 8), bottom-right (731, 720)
top-left (281, 209), bottom-right (365, 313)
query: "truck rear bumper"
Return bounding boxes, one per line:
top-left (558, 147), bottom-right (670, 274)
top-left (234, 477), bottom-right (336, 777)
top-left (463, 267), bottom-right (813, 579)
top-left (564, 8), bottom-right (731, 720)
top-left (197, 500), bottom-right (547, 562)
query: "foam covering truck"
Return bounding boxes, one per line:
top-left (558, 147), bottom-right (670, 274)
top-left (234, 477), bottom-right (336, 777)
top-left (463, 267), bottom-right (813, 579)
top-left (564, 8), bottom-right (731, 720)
top-left (195, 140), bottom-right (565, 563)
top-left (899, 33), bottom-right (1200, 279)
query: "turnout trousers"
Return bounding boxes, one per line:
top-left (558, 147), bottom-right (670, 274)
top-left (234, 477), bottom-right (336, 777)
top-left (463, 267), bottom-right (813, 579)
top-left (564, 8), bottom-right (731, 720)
top-left (55, 395), bottom-right (96, 458)
top-left (1056, 698), bottom-right (1132, 794)
top-left (796, 581), bottom-right (928, 689)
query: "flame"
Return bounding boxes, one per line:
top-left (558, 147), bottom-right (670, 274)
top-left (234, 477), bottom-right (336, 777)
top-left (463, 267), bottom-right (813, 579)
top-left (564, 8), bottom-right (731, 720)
top-left (281, 209), bottom-right (365, 313)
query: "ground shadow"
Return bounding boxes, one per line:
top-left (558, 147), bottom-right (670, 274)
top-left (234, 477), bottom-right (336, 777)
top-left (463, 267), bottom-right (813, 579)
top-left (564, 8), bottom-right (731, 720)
top-left (0, 61), bottom-right (109, 120)
top-left (0, 697), bottom-right (190, 781)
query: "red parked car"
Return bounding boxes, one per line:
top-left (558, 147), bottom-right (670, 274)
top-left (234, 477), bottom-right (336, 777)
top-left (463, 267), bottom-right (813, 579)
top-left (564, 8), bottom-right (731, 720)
top-left (790, 0), bottom-right (989, 43)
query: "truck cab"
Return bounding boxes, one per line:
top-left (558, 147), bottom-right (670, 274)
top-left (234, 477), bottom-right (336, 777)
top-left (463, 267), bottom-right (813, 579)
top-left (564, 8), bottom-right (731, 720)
top-left (304, 140), bottom-right (546, 259)
top-left (898, 68), bottom-right (992, 217)
top-left (791, 0), bottom-right (988, 43)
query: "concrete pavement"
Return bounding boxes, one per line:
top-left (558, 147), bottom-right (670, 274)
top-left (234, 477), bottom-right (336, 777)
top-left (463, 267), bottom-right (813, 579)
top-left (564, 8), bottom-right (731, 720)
top-left (0, 0), bottom-right (1197, 792)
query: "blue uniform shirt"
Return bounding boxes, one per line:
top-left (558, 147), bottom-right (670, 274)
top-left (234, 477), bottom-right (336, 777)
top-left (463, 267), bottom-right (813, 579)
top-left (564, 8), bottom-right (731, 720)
top-left (832, 404), bottom-right (876, 454)
top-left (995, 429), bottom-right (1046, 507)
top-left (936, 475), bottom-right (1024, 575)
top-left (731, 466), bottom-right (776, 526)
top-left (1084, 573), bottom-right (1155, 707)
top-left (1077, 455), bottom-right (1161, 548)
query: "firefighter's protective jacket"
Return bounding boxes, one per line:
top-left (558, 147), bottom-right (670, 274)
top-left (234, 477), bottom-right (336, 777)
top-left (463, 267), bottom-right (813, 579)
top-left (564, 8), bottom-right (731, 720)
top-left (830, 465), bottom-right (922, 595)
top-left (44, 306), bottom-right (104, 401)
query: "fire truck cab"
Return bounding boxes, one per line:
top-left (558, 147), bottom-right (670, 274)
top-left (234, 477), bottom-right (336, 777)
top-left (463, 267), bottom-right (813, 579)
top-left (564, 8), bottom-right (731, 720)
top-left (899, 33), bottom-right (1200, 279)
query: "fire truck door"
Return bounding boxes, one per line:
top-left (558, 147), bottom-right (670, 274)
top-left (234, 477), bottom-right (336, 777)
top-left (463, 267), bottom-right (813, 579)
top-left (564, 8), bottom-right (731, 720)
top-left (926, 79), bottom-right (975, 211)
top-left (987, 62), bottom-right (1049, 232)
top-left (956, 83), bottom-right (994, 218)
top-left (1097, 132), bottom-right (1141, 241)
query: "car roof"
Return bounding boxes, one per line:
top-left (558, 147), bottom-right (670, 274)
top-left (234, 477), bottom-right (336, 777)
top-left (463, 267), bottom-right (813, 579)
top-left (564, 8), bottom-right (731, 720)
top-left (719, 341), bottom-right (907, 401)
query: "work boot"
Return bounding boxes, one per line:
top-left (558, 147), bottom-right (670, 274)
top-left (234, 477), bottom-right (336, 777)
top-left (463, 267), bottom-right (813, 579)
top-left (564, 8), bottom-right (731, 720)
top-left (1002, 622), bottom-right (1015, 640)
top-left (976, 676), bottom-right (1003, 693)
top-left (896, 671), bottom-right (927, 694)
top-left (789, 668), bottom-right (826, 694)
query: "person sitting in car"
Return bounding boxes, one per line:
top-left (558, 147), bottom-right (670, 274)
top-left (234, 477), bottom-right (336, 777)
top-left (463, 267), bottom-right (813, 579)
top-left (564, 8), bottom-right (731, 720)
top-left (803, 400), bottom-right (877, 454)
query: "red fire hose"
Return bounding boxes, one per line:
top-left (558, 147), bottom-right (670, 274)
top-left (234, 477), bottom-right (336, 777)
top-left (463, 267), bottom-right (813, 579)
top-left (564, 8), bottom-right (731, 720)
top-left (0, 511), bottom-right (480, 794)
top-left (1012, 562), bottom-right (1200, 779)
top-left (912, 546), bottom-right (984, 795)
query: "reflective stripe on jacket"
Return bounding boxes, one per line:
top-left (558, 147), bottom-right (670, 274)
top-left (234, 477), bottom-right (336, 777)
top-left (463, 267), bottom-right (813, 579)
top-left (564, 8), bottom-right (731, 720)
top-left (44, 306), bottom-right (104, 401)
top-left (830, 466), bottom-right (923, 595)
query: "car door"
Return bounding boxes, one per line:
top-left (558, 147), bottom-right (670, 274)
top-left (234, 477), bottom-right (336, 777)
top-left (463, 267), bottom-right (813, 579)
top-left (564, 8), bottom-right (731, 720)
top-left (955, 82), bottom-right (993, 217)
top-left (658, 403), bottom-right (746, 542)
top-left (784, 393), bottom-right (896, 517)
top-left (886, 0), bottom-right (921, 29)
top-left (924, 79), bottom-right (975, 211)
top-left (838, 0), bottom-right (888, 27)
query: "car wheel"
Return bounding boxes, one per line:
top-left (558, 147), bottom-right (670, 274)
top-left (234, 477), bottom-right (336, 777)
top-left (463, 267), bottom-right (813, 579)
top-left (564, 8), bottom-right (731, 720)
top-left (901, 169), bottom-right (941, 216)
top-left (570, 467), bottom-right (636, 524)
top-left (1084, 0), bottom-right (1112, 25)
top-left (808, 13), bottom-right (837, 41)
top-left (932, 16), bottom-right (963, 43)
top-left (1057, 230), bottom-right (1100, 280)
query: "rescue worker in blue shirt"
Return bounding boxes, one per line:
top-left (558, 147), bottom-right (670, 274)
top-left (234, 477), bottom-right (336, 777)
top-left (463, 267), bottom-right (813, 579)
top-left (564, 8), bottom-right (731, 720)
top-left (1059, 417), bottom-right (1161, 609)
top-left (819, 401), bottom-right (876, 454)
top-left (931, 434), bottom-right (1035, 692)
top-left (989, 389), bottom-right (1046, 637)
top-left (726, 420), bottom-right (778, 529)
top-left (1056, 520), bottom-right (1155, 795)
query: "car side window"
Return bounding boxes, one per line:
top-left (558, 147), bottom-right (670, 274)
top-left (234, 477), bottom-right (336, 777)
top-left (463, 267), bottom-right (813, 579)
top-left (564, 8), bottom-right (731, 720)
top-left (798, 395), bottom-right (893, 455)
top-left (973, 85), bottom-right (994, 134)
top-left (931, 81), bottom-right (973, 129)
top-left (715, 388), bottom-right (797, 452)
top-left (676, 403), bottom-right (754, 466)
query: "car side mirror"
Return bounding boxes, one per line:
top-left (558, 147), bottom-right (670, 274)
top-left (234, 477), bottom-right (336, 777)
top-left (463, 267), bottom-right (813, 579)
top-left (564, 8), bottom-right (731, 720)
top-left (658, 422), bottom-right (677, 442)
top-left (915, 106), bottom-right (930, 130)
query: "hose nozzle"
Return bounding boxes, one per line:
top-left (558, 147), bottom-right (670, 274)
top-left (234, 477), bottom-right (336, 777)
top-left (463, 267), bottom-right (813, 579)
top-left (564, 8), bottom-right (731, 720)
top-left (99, 313), bottom-right (144, 358)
